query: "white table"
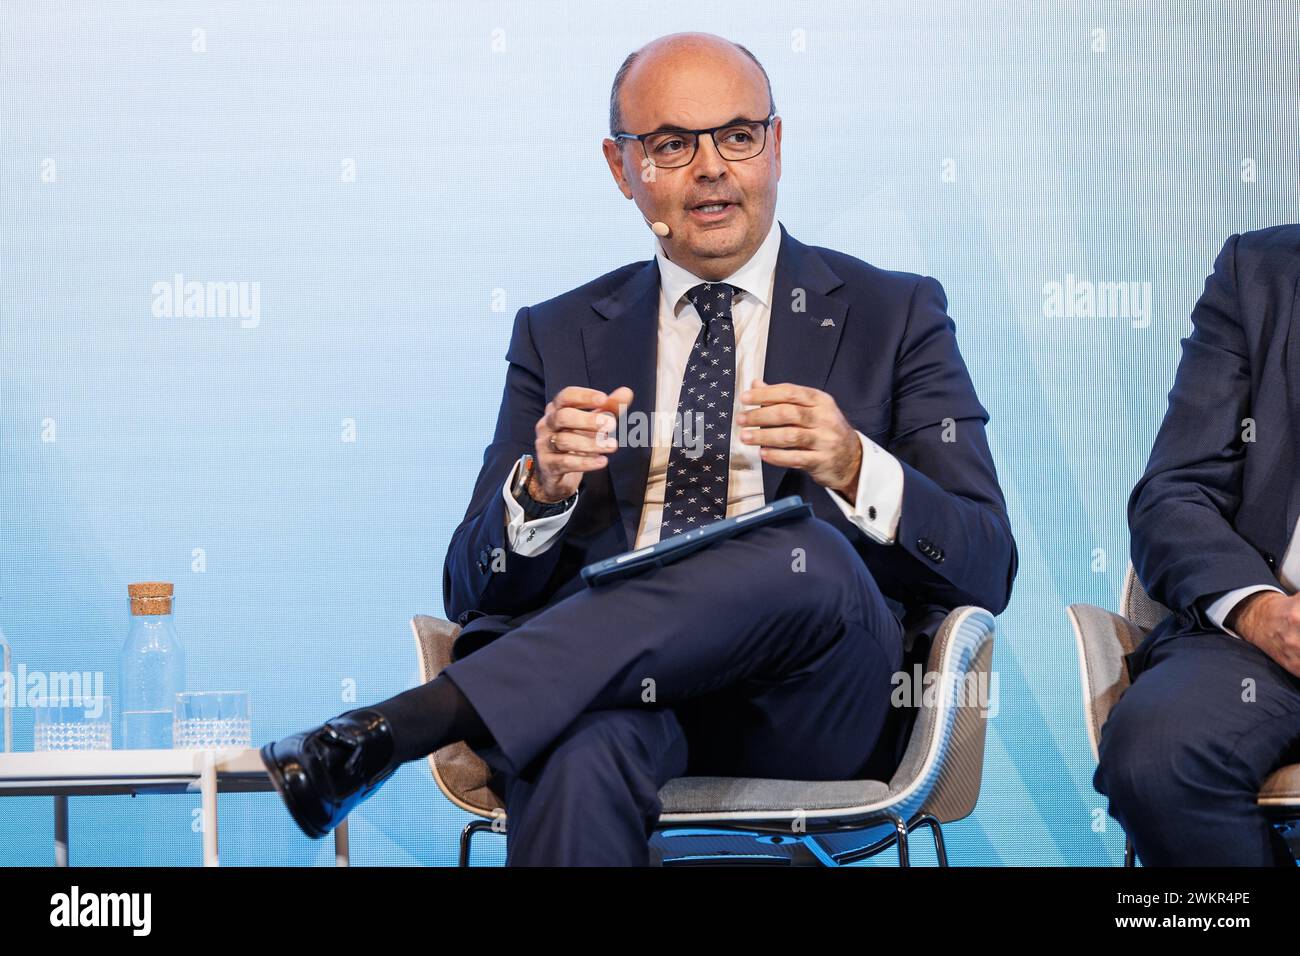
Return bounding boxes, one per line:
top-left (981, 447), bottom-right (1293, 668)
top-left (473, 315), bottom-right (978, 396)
top-left (0, 748), bottom-right (349, 866)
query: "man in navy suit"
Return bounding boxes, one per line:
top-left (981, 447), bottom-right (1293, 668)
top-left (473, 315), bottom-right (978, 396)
top-left (260, 32), bottom-right (1016, 865)
top-left (1095, 225), bottom-right (1300, 866)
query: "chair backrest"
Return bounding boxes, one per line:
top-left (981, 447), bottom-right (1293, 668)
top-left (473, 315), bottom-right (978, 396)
top-left (1120, 563), bottom-right (1170, 631)
top-left (886, 605), bottom-right (997, 824)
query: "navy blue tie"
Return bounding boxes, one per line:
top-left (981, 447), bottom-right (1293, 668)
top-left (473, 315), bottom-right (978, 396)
top-left (660, 282), bottom-right (739, 539)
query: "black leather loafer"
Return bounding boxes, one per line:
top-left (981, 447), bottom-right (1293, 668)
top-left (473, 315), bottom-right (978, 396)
top-left (260, 708), bottom-right (400, 839)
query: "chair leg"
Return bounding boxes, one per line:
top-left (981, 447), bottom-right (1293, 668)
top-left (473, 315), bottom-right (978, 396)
top-left (811, 811), bottom-right (915, 866)
top-left (913, 812), bottom-right (949, 866)
top-left (460, 818), bottom-right (496, 867)
top-left (459, 812), bottom-right (935, 867)
top-left (890, 811), bottom-right (911, 867)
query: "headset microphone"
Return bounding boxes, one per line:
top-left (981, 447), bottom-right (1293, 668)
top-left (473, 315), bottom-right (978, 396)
top-left (642, 215), bottom-right (671, 238)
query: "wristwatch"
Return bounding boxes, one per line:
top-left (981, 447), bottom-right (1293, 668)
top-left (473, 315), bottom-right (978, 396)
top-left (511, 453), bottom-right (577, 519)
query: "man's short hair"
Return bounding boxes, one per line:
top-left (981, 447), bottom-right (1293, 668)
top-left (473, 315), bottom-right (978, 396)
top-left (608, 40), bottom-right (777, 137)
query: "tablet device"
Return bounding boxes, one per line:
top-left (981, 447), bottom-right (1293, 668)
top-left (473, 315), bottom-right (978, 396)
top-left (580, 495), bottom-right (813, 587)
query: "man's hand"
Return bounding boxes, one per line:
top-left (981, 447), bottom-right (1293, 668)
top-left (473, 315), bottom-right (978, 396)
top-left (737, 378), bottom-right (863, 501)
top-left (529, 385), bottom-right (632, 503)
top-left (1226, 590), bottom-right (1300, 677)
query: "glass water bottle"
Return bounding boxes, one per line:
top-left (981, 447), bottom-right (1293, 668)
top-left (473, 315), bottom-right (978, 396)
top-left (119, 581), bottom-right (186, 749)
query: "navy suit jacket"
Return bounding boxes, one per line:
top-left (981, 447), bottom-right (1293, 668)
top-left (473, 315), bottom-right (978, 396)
top-left (443, 223), bottom-right (1017, 662)
top-left (1128, 225), bottom-right (1300, 677)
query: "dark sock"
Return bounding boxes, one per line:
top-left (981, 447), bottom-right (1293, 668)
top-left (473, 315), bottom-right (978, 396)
top-left (367, 674), bottom-right (493, 763)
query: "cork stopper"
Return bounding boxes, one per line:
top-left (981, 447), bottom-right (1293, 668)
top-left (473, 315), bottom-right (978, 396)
top-left (128, 581), bottom-right (174, 616)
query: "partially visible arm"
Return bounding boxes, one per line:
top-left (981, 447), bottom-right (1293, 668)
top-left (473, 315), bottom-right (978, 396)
top-left (868, 276), bottom-right (1018, 614)
top-left (1128, 234), bottom-right (1278, 618)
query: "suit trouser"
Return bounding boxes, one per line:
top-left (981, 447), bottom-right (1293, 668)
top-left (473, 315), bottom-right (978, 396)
top-left (441, 514), bottom-right (905, 865)
top-left (1093, 628), bottom-right (1300, 865)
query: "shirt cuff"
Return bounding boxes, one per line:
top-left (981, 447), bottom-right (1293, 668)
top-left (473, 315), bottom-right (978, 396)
top-left (823, 430), bottom-right (903, 545)
top-left (1204, 585), bottom-right (1284, 640)
top-left (501, 458), bottom-right (579, 556)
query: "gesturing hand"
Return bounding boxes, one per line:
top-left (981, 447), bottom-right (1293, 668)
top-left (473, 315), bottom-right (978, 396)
top-left (530, 385), bottom-right (633, 503)
top-left (737, 378), bottom-right (863, 501)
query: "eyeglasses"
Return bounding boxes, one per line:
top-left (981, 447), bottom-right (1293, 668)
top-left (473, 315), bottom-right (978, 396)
top-left (612, 113), bottom-right (777, 169)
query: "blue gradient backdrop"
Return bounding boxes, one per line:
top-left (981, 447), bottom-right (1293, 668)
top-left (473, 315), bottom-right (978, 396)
top-left (1, 1), bottom-right (1296, 865)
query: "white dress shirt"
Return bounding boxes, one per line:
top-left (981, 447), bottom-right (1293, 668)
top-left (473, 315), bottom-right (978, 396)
top-left (501, 216), bottom-right (905, 555)
top-left (1204, 514), bottom-right (1300, 639)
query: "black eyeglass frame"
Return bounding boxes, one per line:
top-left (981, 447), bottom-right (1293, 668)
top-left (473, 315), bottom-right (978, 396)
top-left (611, 112), bottom-right (778, 168)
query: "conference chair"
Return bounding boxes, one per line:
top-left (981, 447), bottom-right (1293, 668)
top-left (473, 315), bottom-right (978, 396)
top-left (1067, 564), bottom-right (1300, 866)
top-left (411, 604), bottom-right (998, 866)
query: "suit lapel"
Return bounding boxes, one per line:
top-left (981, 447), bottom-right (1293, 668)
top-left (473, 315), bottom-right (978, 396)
top-left (758, 224), bottom-right (848, 502)
top-left (584, 259), bottom-right (661, 550)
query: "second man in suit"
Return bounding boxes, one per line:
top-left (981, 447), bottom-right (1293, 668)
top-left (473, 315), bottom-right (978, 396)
top-left (1096, 225), bottom-right (1300, 866)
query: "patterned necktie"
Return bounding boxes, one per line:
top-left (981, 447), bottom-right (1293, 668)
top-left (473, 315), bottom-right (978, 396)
top-left (660, 281), bottom-right (739, 539)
